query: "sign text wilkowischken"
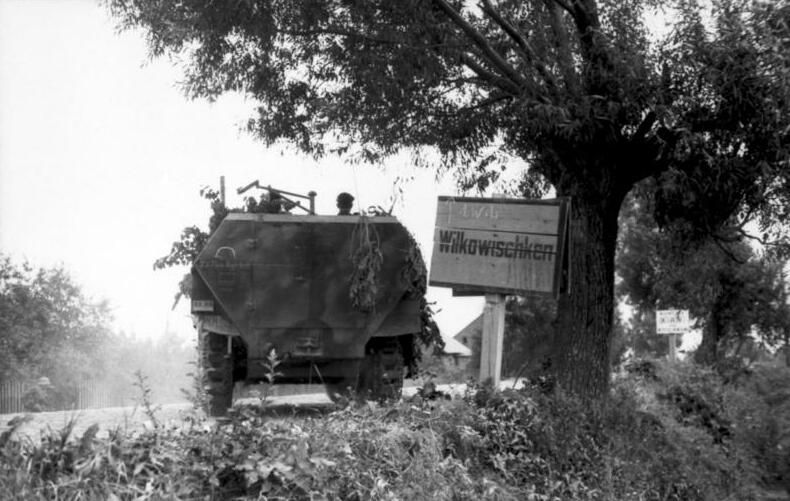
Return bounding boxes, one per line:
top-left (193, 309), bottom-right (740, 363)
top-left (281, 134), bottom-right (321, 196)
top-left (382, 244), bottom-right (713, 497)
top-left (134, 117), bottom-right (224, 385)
top-left (429, 197), bottom-right (570, 297)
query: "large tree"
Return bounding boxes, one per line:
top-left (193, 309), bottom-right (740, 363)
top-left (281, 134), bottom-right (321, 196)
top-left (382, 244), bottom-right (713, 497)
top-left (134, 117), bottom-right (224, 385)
top-left (108, 0), bottom-right (790, 396)
top-left (617, 185), bottom-right (790, 364)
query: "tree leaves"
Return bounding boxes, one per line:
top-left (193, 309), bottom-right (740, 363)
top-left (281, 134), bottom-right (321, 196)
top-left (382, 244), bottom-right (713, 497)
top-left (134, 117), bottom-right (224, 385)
top-left (0, 255), bottom-right (113, 386)
top-left (617, 186), bottom-right (790, 362)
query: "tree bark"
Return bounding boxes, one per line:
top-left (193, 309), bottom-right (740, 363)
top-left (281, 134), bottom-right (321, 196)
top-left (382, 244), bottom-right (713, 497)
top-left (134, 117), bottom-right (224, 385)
top-left (695, 290), bottom-right (726, 365)
top-left (551, 189), bottom-right (623, 398)
top-left (694, 320), bottom-right (720, 365)
top-left (785, 328), bottom-right (790, 367)
top-left (786, 331), bottom-right (790, 367)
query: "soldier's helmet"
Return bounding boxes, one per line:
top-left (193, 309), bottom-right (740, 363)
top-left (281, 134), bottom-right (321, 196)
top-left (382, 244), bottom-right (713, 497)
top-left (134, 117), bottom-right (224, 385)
top-left (336, 192), bottom-right (354, 214)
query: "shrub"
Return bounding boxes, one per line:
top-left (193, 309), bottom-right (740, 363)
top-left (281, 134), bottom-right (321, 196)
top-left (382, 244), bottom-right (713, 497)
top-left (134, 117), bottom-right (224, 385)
top-left (441, 380), bottom-right (713, 500)
top-left (723, 364), bottom-right (790, 494)
top-left (2, 360), bottom-right (787, 500)
top-left (0, 400), bottom-right (512, 500)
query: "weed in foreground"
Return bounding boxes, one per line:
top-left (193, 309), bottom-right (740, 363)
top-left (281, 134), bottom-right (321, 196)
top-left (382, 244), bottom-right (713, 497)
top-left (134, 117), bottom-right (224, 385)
top-left (0, 361), bottom-right (787, 500)
top-left (132, 370), bottom-right (161, 431)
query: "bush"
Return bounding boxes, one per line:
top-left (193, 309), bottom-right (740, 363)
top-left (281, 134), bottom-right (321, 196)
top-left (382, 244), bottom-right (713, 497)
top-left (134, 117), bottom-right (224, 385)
top-left (2, 360), bottom-right (787, 500)
top-left (429, 361), bottom-right (788, 500)
top-left (723, 364), bottom-right (790, 494)
top-left (623, 359), bottom-right (790, 499)
top-left (415, 350), bottom-right (474, 384)
top-left (433, 380), bottom-right (724, 501)
top-left (0, 401), bottom-right (513, 500)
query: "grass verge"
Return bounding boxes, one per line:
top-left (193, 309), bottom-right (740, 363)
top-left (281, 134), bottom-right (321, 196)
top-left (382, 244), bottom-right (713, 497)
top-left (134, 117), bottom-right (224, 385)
top-left (0, 360), bottom-right (788, 500)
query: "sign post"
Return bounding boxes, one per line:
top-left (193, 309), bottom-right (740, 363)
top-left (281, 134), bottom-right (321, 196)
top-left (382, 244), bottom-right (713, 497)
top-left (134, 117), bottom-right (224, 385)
top-left (429, 196), bottom-right (570, 384)
top-left (480, 293), bottom-right (506, 385)
top-left (656, 309), bottom-right (690, 361)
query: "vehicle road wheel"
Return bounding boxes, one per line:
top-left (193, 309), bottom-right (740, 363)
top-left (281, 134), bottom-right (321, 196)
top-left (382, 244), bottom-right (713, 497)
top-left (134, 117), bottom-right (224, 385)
top-left (357, 338), bottom-right (404, 402)
top-left (324, 379), bottom-right (355, 405)
top-left (201, 330), bottom-right (233, 417)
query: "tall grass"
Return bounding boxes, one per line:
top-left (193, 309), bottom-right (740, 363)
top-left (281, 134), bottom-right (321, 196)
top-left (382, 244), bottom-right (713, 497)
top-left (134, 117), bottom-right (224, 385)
top-left (0, 360), bottom-right (787, 500)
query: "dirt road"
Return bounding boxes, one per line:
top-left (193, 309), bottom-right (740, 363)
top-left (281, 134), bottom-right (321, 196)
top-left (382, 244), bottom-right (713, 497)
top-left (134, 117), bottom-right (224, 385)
top-left (0, 381), bottom-right (471, 442)
top-left (0, 392), bottom-right (334, 442)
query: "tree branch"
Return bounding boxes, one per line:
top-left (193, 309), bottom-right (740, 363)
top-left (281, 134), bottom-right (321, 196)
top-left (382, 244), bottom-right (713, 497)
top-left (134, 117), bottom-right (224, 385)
top-left (477, 1), bottom-right (532, 63)
top-left (738, 229), bottom-right (774, 246)
top-left (573, 0), bottom-right (600, 34)
top-left (432, 0), bottom-right (527, 92)
top-left (279, 28), bottom-right (467, 51)
top-left (430, 92), bottom-right (514, 118)
top-left (632, 111), bottom-right (657, 142)
top-left (712, 236), bottom-right (749, 264)
top-left (461, 53), bottom-right (522, 95)
top-left (569, 0), bottom-right (614, 93)
top-left (478, 0), bottom-right (560, 99)
top-left (553, 0), bottom-right (575, 17)
top-left (734, 204), bottom-right (757, 231)
top-left (281, 27), bottom-right (394, 44)
top-left (615, 115), bottom-right (669, 188)
top-left (544, 0), bottom-right (580, 96)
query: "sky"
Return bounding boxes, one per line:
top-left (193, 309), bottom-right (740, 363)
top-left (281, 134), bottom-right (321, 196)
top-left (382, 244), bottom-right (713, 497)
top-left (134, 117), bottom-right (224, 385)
top-left (0, 0), bottom-right (486, 342)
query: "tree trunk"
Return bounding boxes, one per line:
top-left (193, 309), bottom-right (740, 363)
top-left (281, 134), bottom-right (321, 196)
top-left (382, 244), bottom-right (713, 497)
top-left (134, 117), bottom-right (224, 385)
top-left (694, 297), bottom-right (725, 365)
top-left (552, 191), bottom-right (622, 398)
top-left (695, 324), bottom-right (719, 365)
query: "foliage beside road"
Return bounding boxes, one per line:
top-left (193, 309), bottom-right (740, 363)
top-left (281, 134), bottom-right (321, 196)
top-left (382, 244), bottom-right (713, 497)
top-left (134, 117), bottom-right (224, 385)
top-left (0, 254), bottom-right (194, 413)
top-left (0, 255), bottom-right (114, 408)
top-left (2, 360), bottom-right (788, 500)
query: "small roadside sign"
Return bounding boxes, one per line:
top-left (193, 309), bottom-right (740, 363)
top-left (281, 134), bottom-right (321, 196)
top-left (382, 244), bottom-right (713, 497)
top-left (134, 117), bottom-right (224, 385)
top-left (656, 309), bottom-right (690, 334)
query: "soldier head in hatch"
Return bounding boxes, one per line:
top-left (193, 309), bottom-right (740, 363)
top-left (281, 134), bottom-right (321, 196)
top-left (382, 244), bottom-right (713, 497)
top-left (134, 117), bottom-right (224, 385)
top-left (336, 192), bottom-right (354, 215)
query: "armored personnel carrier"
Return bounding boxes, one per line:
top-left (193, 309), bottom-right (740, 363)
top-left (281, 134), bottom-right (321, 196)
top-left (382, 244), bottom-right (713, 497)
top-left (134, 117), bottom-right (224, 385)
top-left (190, 185), bottom-right (422, 415)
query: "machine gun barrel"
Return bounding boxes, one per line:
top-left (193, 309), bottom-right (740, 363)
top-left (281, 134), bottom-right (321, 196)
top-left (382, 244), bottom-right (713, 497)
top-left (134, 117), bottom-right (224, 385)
top-left (237, 181), bottom-right (317, 214)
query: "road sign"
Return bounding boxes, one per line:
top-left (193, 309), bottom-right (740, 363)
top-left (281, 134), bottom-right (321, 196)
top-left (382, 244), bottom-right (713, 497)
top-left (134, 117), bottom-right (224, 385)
top-left (429, 196), bottom-right (570, 385)
top-left (656, 309), bottom-right (690, 334)
top-left (429, 197), bottom-right (570, 297)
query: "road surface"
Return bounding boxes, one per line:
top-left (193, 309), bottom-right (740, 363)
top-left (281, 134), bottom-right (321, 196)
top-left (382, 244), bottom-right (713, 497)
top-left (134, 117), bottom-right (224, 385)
top-left (0, 391), bottom-right (334, 442)
top-left (0, 381), bottom-right (479, 442)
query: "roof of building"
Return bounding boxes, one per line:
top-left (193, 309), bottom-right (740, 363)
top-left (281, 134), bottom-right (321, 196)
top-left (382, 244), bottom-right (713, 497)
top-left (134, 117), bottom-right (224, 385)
top-left (453, 314), bottom-right (483, 346)
top-left (441, 336), bottom-right (473, 357)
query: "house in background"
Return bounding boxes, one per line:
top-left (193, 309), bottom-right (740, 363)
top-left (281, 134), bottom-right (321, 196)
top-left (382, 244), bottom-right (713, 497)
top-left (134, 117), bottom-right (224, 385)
top-left (451, 305), bottom-right (560, 378)
top-left (454, 314), bottom-right (482, 352)
top-left (419, 321), bottom-right (475, 378)
top-left (429, 314), bottom-right (481, 373)
top-left (440, 335), bottom-right (473, 369)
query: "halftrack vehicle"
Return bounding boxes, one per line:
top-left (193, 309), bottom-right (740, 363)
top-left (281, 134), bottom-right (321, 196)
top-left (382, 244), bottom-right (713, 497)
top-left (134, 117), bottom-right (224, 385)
top-left (190, 185), bottom-right (423, 415)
